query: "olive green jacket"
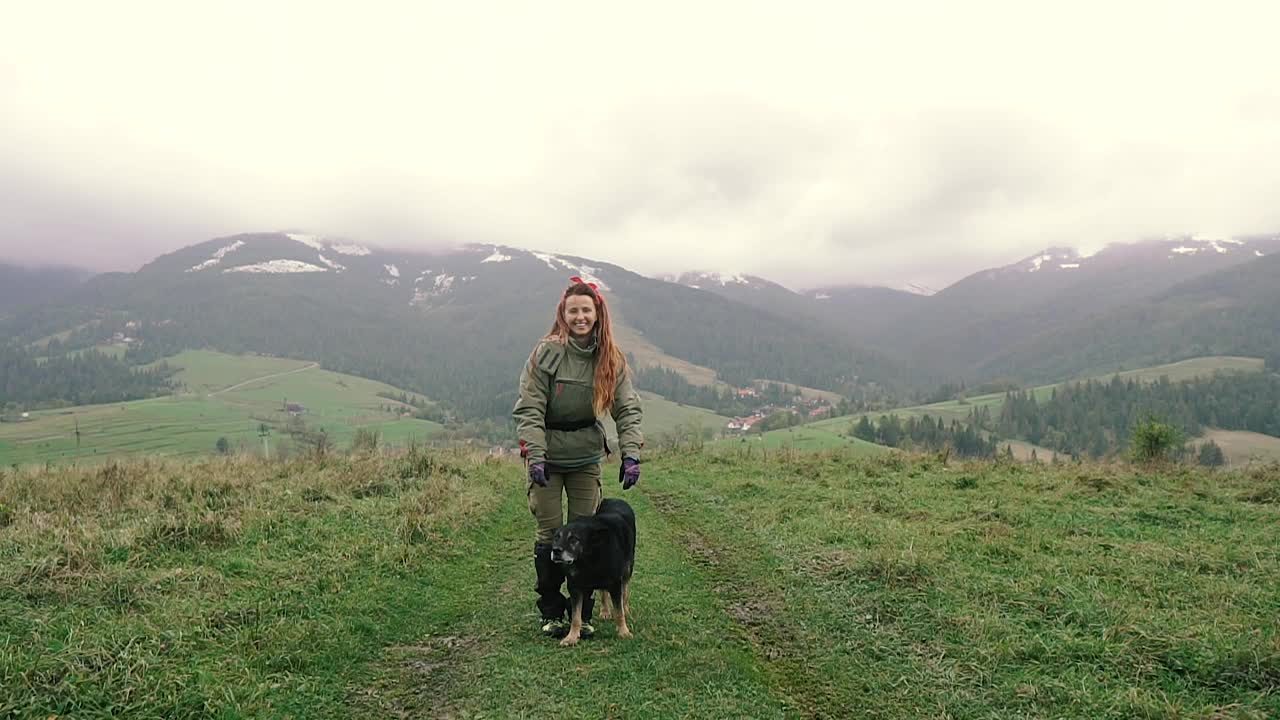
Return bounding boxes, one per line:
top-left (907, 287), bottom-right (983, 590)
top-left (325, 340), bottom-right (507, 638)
top-left (512, 336), bottom-right (644, 468)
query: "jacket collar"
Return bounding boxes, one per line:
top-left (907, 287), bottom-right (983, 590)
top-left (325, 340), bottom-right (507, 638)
top-left (566, 334), bottom-right (598, 356)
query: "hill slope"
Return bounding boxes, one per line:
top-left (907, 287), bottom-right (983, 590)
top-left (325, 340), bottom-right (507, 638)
top-left (979, 252), bottom-right (1280, 381)
top-left (0, 262), bottom-right (93, 311)
top-left (868, 234), bottom-right (1280, 379)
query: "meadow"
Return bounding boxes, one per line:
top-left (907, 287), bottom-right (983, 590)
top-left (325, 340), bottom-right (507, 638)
top-left (709, 423), bottom-right (890, 453)
top-left (0, 350), bottom-right (443, 466)
top-left (1, 351), bottom-right (735, 467)
top-left (2, 448), bottom-right (1276, 718)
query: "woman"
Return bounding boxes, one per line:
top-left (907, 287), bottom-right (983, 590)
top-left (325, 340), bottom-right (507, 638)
top-left (512, 277), bottom-right (644, 638)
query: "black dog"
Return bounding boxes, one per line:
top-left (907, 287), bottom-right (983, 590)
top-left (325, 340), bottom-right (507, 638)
top-left (549, 498), bottom-right (636, 646)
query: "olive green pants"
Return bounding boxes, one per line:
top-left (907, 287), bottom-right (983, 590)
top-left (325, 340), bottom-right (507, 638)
top-left (528, 463), bottom-right (602, 544)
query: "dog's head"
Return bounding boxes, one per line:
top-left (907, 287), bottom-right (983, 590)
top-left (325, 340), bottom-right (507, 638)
top-left (550, 522), bottom-right (592, 566)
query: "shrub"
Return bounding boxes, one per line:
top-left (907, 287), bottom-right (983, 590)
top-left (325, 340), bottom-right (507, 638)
top-left (1129, 417), bottom-right (1182, 464)
top-left (352, 428), bottom-right (380, 453)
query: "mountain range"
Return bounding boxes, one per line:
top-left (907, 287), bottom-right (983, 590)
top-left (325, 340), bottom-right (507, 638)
top-left (2, 231), bottom-right (1277, 418)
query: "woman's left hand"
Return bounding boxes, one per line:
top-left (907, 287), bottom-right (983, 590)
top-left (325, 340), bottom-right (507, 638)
top-left (619, 457), bottom-right (640, 490)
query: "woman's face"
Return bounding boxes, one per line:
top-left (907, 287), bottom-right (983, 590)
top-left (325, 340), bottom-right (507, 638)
top-left (563, 294), bottom-right (597, 340)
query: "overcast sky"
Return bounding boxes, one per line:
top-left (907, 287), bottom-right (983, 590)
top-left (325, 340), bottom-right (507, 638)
top-left (3, 1), bottom-right (1279, 290)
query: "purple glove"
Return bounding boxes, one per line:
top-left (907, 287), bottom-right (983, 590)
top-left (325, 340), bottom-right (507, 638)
top-left (619, 457), bottom-right (640, 490)
top-left (528, 462), bottom-right (547, 487)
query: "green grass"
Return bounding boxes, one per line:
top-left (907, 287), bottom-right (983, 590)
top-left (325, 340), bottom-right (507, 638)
top-left (615, 390), bottom-right (732, 442)
top-left (709, 424), bottom-right (891, 454)
top-left (0, 351), bottom-right (442, 466)
top-left (3, 450), bottom-right (1277, 718)
top-left (164, 350), bottom-right (318, 395)
top-left (1, 350), bottom-right (734, 467)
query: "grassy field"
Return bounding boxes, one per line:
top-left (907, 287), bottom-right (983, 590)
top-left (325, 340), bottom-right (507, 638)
top-left (1, 351), bottom-right (735, 467)
top-left (2, 449), bottom-right (1277, 718)
top-left (0, 351), bottom-right (442, 466)
top-left (1106, 356), bottom-right (1265, 383)
top-left (752, 379), bottom-right (846, 404)
top-left (709, 424), bottom-right (890, 454)
top-left (164, 350), bottom-right (318, 395)
top-left (1004, 438), bottom-right (1062, 462)
top-left (1201, 428), bottom-right (1280, 468)
top-left (629, 390), bottom-right (732, 439)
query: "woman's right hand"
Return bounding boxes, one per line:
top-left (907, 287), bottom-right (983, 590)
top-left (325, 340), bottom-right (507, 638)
top-left (528, 462), bottom-right (548, 487)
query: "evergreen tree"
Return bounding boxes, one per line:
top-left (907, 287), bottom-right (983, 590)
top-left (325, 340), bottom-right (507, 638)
top-left (1197, 440), bottom-right (1226, 467)
top-left (851, 415), bottom-right (876, 442)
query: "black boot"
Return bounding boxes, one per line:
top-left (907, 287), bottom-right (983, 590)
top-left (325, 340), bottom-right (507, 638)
top-left (533, 543), bottom-right (567, 635)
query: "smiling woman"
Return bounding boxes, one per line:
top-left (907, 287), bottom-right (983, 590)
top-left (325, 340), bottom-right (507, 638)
top-left (511, 277), bottom-right (644, 639)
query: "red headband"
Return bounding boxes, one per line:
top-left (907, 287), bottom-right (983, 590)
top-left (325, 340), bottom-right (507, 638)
top-left (567, 276), bottom-right (603, 303)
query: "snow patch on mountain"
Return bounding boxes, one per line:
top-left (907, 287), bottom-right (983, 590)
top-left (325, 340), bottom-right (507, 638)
top-left (1018, 244), bottom-right (1080, 270)
top-left (187, 240), bottom-right (245, 272)
top-left (901, 283), bottom-right (936, 296)
top-left (1031, 254), bottom-right (1052, 271)
top-left (411, 273), bottom-right (457, 305)
top-left (1191, 234), bottom-right (1244, 254)
top-left (557, 260), bottom-right (609, 290)
top-left (531, 252), bottom-right (611, 289)
top-left (225, 260), bottom-right (328, 274)
top-left (814, 292), bottom-right (831, 300)
top-left (1024, 248), bottom-right (1080, 273)
top-left (384, 264), bottom-right (400, 278)
top-left (532, 252), bottom-right (561, 271)
top-left (316, 254), bottom-right (345, 271)
top-left (687, 271), bottom-right (751, 286)
top-left (286, 233), bottom-right (325, 252)
top-left (415, 270), bottom-right (434, 284)
top-left (1059, 263), bottom-right (1080, 269)
top-left (331, 243), bottom-right (371, 256)
top-left (1168, 236), bottom-right (1250, 258)
top-left (481, 248), bottom-right (512, 263)
top-left (1258, 250), bottom-right (1267, 257)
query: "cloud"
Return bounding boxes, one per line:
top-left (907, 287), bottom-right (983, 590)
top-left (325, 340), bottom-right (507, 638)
top-left (2, 1), bottom-right (1279, 288)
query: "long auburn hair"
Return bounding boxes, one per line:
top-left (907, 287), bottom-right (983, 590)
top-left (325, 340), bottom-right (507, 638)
top-left (544, 280), bottom-right (626, 416)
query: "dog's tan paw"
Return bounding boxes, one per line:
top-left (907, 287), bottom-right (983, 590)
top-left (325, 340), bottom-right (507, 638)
top-left (559, 635), bottom-right (579, 647)
top-left (618, 627), bottom-right (633, 639)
